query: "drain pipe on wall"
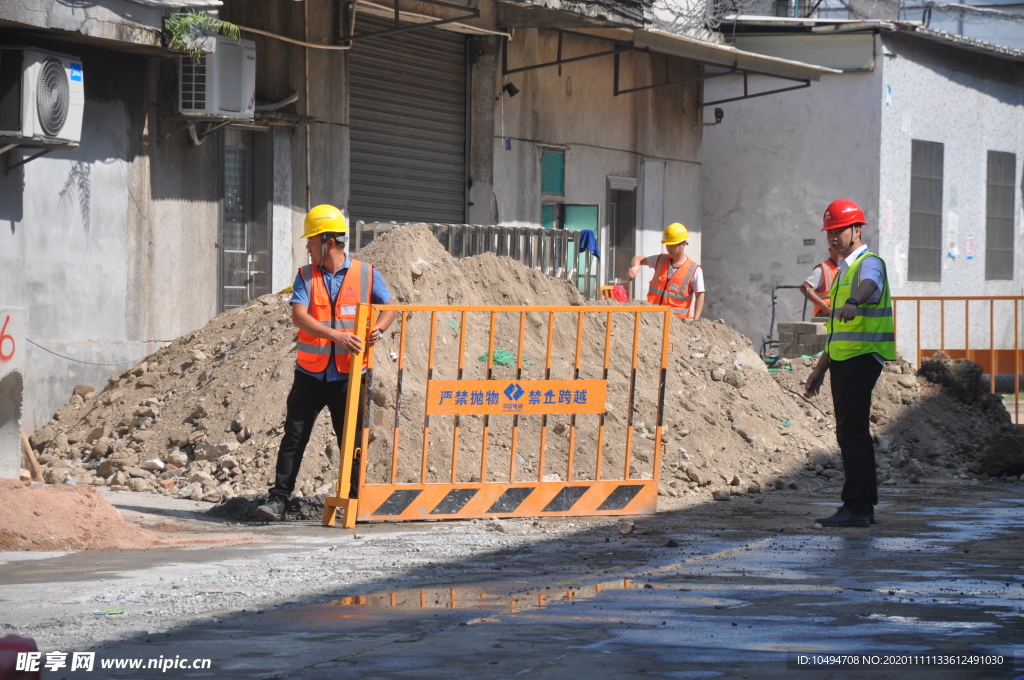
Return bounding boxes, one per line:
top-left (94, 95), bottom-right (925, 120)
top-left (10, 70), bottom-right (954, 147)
top-left (305, 0), bottom-right (311, 211)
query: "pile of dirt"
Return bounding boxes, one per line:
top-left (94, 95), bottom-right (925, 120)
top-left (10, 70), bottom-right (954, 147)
top-left (0, 479), bottom-right (178, 551)
top-left (26, 225), bottom-right (1019, 515)
top-left (771, 351), bottom-right (1020, 484)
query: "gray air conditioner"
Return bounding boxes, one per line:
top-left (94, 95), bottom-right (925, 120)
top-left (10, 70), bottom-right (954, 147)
top-left (0, 48), bottom-right (85, 148)
top-left (178, 36), bottom-right (256, 120)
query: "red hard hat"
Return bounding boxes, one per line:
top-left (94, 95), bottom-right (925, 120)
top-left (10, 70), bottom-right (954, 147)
top-left (822, 199), bottom-right (866, 231)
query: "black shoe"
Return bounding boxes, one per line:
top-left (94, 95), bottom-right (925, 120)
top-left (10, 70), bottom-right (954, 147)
top-left (869, 511), bottom-right (876, 525)
top-left (256, 497), bottom-right (287, 521)
top-left (816, 507), bottom-right (870, 527)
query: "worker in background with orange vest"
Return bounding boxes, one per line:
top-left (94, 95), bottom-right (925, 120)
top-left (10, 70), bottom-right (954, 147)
top-left (799, 246), bottom-right (841, 318)
top-left (626, 222), bottom-right (704, 321)
top-left (256, 205), bottom-right (396, 521)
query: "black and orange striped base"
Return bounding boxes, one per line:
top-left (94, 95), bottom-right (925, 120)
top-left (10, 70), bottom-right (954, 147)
top-left (353, 479), bottom-right (657, 521)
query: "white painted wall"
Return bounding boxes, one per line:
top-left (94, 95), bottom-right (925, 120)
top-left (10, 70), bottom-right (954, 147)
top-left (877, 33), bottom-right (1024, 360)
top-left (272, 130), bottom-right (295, 294)
top-left (638, 159), bottom-right (665, 299)
top-left (701, 64), bottom-right (883, 346)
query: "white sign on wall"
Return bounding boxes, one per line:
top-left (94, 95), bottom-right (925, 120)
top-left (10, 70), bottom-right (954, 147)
top-left (946, 211), bottom-right (959, 260)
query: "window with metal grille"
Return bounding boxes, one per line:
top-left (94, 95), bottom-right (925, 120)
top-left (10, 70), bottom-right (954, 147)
top-left (909, 140), bottom-right (943, 282)
top-left (986, 151), bottom-right (1015, 281)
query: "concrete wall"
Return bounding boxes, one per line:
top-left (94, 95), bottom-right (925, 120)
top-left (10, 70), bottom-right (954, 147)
top-left (0, 0), bottom-right (164, 49)
top-left (0, 38), bottom-right (241, 429)
top-left (0, 43), bottom-right (157, 431)
top-left (878, 33), bottom-right (1024, 360)
top-left (468, 36), bottom-right (500, 226)
top-left (0, 1), bottom-right (350, 429)
top-left (701, 58), bottom-right (883, 346)
top-left (493, 29), bottom-right (703, 296)
top-left (0, 308), bottom-right (26, 479)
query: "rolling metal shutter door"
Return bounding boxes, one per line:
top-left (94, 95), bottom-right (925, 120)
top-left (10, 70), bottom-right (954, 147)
top-left (349, 17), bottom-right (467, 224)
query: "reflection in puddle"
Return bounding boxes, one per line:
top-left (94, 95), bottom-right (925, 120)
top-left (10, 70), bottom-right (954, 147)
top-left (331, 578), bottom-right (639, 615)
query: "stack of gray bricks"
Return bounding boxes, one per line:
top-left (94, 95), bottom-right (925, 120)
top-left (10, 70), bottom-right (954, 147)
top-left (777, 321), bottom-right (827, 358)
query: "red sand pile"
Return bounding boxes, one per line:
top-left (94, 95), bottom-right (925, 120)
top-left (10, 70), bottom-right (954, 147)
top-left (0, 480), bottom-right (251, 551)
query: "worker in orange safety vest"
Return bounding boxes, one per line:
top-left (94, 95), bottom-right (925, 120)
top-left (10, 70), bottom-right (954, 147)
top-left (800, 246), bottom-right (841, 318)
top-left (626, 222), bottom-right (704, 321)
top-left (256, 204), bottom-right (396, 521)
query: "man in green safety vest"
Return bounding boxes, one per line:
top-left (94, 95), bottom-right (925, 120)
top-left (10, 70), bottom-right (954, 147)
top-left (804, 199), bottom-right (895, 528)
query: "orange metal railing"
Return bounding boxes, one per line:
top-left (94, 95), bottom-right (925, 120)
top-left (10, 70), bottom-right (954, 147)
top-left (892, 296), bottom-right (1023, 424)
top-left (323, 304), bottom-right (673, 527)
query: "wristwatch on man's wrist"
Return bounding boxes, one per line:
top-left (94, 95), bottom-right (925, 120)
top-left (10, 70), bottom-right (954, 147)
top-left (845, 297), bottom-right (859, 307)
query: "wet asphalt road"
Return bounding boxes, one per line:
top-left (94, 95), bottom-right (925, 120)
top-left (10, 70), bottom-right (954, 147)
top-left (49, 484), bottom-right (1024, 680)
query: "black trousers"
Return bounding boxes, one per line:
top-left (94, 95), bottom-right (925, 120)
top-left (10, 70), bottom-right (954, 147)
top-left (270, 370), bottom-right (363, 500)
top-left (828, 353), bottom-right (883, 515)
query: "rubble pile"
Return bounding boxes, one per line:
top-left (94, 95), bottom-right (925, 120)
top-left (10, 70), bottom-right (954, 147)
top-left (26, 226), bottom-right (1021, 512)
top-left (772, 351), bottom-right (1022, 485)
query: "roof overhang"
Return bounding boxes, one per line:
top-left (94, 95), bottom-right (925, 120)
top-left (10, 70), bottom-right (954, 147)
top-left (631, 28), bottom-right (840, 81)
top-left (720, 15), bottom-right (1024, 64)
top-left (897, 24), bottom-right (1024, 62)
top-left (501, 26), bottom-right (838, 104)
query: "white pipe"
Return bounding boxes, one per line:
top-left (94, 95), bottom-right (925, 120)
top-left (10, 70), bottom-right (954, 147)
top-left (238, 25), bottom-right (351, 49)
top-left (124, 0), bottom-right (223, 7)
top-left (255, 92), bottom-right (299, 111)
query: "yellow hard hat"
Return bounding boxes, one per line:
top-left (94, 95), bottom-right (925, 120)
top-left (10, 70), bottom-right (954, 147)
top-left (303, 204), bottom-right (348, 239)
top-left (661, 222), bottom-right (689, 245)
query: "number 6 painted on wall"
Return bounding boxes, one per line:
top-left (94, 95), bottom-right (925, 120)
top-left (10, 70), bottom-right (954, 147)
top-left (0, 315), bottom-right (15, 362)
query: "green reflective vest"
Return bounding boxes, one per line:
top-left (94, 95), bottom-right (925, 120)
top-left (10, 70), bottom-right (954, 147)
top-left (826, 250), bottom-right (896, 362)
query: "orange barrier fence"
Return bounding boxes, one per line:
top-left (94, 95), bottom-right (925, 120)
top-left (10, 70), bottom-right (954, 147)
top-left (323, 304), bottom-right (673, 527)
top-left (892, 296), bottom-right (1022, 423)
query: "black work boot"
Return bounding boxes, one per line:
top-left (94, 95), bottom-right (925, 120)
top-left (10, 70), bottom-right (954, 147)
top-left (255, 497), bottom-right (287, 521)
top-left (816, 507), bottom-right (870, 528)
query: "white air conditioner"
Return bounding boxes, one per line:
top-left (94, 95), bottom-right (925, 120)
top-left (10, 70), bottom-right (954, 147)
top-left (178, 36), bottom-right (256, 120)
top-left (0, 48), bottom-right (84, 148)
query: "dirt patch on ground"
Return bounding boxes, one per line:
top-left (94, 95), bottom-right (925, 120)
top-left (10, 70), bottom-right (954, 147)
top-left (26, 226), bottom-right (1021, 517)
top-left (0, 480), bottom-right (255, 551)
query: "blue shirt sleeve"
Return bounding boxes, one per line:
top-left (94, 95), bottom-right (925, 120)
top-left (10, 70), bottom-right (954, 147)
top-left (290, 271), bottom-right (309, 306)
top-left (859, 257), bottom-right (884, 305)
top-left (370, 267), bottom-right (394, 304)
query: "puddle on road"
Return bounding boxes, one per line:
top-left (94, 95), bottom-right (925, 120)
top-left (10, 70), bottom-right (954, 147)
top-left (305, 497), bottom-right (1023, 662)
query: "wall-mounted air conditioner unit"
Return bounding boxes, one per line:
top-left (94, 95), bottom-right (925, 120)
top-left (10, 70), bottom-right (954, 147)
top-left (0, 48), bottom-right (84, 148)
top-left (178, 36), bottom-right (256, 120)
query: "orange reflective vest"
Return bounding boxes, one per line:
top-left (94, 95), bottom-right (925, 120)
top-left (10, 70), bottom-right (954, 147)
top-left (295, 260), bottom-right (373, 375)
top-left (647, 255), bottom-right (700, 319)
top-left (812, 259), bottom-right (839, 317)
